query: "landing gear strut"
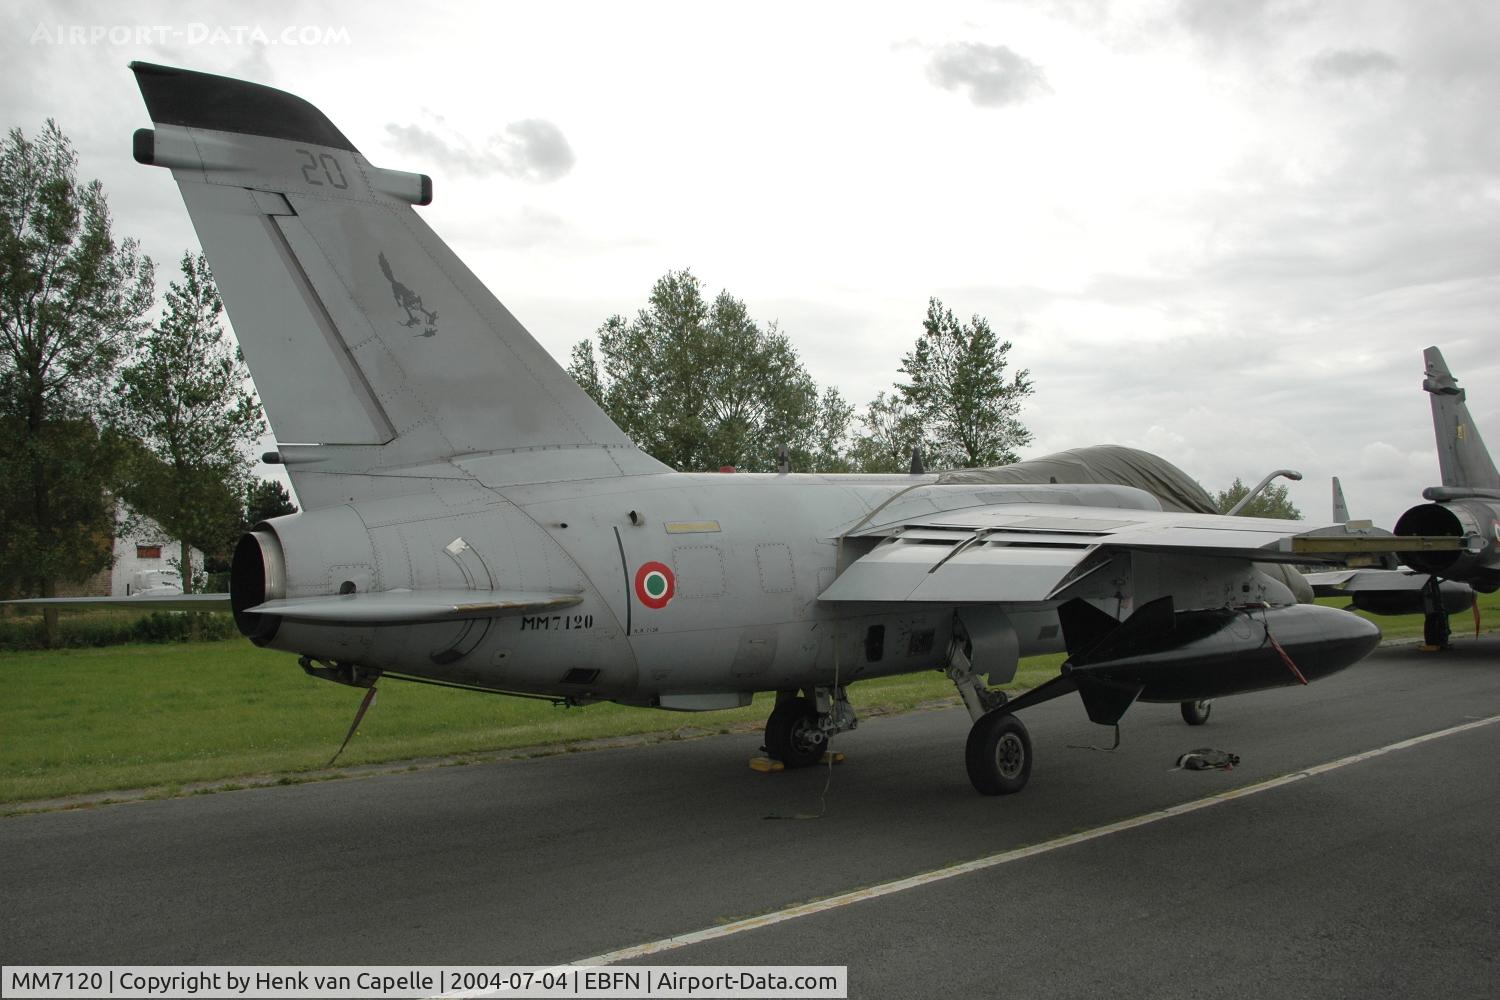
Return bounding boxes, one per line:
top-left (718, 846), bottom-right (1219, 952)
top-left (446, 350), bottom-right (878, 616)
top-left (763, 687), bottom-right (856, 768)
top-left (946, 632), bottom-right (1030, 794)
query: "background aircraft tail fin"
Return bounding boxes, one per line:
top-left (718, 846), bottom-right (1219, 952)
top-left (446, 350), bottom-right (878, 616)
top-left (1331, 476), bottom-right (1350, 523)
top-left (131, 63), bottom-right (667, 508)
top-left (1423, 346), bottom-right (1499, 491)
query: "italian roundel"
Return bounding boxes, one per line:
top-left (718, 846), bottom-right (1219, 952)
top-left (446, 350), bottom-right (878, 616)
top-left (634, 561), bottom-right (676, 609)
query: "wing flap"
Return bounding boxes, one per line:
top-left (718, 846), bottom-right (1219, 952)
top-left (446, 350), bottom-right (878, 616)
top-left (820, 539), bottom-right (1089, 603)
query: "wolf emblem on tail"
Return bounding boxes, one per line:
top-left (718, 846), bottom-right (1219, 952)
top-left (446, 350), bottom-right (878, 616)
top-left (379, 251), bottom-right (438, 337)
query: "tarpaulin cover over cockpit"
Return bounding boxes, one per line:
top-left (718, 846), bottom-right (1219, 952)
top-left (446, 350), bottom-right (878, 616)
top-left (944, 445), bottom-right (1220, 514)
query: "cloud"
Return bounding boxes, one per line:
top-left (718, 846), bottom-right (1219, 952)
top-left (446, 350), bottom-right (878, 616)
top-left (228, 41), bottom-right (274, 86)
top-left (926, 43), bottom-right (1051, 107)
top-left (1310, 48), bottom-right (1400, 81)
top-left (385, 117), bottom-right (575, 182)
top-left (1175, 0), bottom-right (1313, 50)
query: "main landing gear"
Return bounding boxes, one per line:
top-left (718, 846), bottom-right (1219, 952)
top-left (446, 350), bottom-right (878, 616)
top-left (965, 710), bottom-right (1032, 795)
top-left (763, 687), bottom-right (857, 768)
top-left (1180, 699), bottom-right (1213, 726)
top-left (1422, 576), bottom-right (1453, 650)
top-left (947, 635), bottom-right (1032, 795)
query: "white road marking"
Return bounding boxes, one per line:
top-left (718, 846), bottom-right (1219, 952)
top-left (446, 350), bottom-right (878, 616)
top-left (573, 713), bottom-right (1500, 965)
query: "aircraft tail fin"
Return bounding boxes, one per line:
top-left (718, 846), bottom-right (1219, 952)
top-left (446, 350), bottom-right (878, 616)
top-left (1423, 346), bottom-right (1499, 491)
top-left (130, 63), bottom-right (668, 508)
top-left (1331, 477), bottom-right (1350, 524)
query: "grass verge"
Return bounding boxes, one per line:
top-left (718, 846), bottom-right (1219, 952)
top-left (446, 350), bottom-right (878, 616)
top-left (4, 590), bottom-right (1493, 806)
top-left (0, 640), bottom-right (1059, 804)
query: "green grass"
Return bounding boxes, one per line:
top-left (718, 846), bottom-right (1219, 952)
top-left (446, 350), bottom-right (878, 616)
top-left (0, 640), bottom-right (1061, 804)
top-left (5, 588), bottom-right (1494, 805)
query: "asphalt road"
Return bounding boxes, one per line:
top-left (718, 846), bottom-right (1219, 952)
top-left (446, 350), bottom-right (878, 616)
top-left (4, 637), bottom-right (1498, 998)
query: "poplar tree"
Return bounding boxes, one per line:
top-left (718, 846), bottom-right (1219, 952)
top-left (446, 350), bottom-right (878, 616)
top-left (113, 252), bottom-right (264, 592)
top-left (895, 298), bottom-right (1033, 469)
top-left (0, 120), bottom-right (154, 641)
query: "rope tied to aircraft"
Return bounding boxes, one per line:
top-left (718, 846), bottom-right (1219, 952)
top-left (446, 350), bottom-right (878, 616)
top-left (1247, 604), bottom-right (1309, 685)
top-left (327, 685), bottom-right (379, 767)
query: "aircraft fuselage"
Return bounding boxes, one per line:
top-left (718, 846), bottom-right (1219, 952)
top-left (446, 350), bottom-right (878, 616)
top-left (235, 474), bottom-right (1139, 706)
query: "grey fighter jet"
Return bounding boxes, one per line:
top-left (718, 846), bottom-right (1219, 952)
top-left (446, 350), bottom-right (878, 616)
top-left (17, 64), bottom-right (1443, 795)
top-left (1309, 348), bottom-right (1496, 647)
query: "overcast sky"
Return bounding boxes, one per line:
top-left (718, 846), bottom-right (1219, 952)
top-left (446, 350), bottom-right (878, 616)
top-left (4, 0), bottom-right (1497, 527)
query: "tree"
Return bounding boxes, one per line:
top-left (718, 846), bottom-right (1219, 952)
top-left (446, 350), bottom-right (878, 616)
top-left (848, 391), bottom-right (924, 473)
top-left (886, 297), bottom-right (1033, 470)
top-left (569, 270), bottom-right (846, 472)
top-left (0, 120), bottom-right (154, 639)
top-left (1213, 477), bottom-right (1303, 519)
top-left (245, 478), bottom-right (298, 526)
top-left (112, 252), bottom-right (264, 593)
top-left (810, 386), bottom-right (855, 473)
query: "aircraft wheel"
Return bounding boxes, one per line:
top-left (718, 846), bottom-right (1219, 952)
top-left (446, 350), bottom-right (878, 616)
top-left (1181, 700), bottom-right (1212, 726)
top-left (764, 699), bottom-right (826, 768)
top-left (965, 711), bottom-right (1031, 795)
top-left (1423, 612), bottom-right (1450, 649)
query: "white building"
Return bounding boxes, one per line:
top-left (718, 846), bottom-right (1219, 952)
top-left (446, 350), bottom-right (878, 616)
top-left (112, 508), bottom-right (205, 596)
top-left (62, 504), bottom-right (205, 597)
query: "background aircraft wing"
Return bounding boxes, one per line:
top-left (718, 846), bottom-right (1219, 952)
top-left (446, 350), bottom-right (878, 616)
top-left (3, 594), bottom-right (231, 612)
top-left (1304, 568), bottom-right (1427, 596)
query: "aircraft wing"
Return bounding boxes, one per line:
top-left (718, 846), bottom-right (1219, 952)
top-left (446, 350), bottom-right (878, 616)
top-left (821, 504), bottom-right (1419, 605)
top-left (244, 589), bottom-right (581, 624)
top-left (3, 594), bottom-right (231, 612)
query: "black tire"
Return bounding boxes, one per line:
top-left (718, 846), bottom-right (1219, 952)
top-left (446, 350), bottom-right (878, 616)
top-left (965, 712), bottom-right (1032, 795)
top-left (1181, 700), bottom-right (1212, 726)
top-left (1424, 612), bottom-right (1451, 649)
top-left (764, 700), bottom-right (826, 768)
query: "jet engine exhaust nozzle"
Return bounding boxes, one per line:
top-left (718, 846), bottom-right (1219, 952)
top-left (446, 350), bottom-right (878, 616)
top-left (230, 529), bottom-right (286, 645)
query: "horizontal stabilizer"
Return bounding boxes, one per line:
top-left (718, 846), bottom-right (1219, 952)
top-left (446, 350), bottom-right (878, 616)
top-left (3, 594), bottom-right (230, 612)
top-left (1422, 486), bottom-right (1500, 502)
top-left (245, 589), bottom-right (581, 625)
